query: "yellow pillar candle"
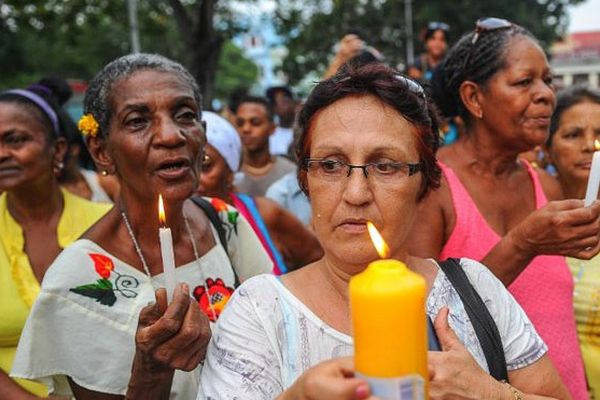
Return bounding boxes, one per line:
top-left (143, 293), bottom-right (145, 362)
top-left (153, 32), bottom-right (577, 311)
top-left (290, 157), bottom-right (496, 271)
top-left (350, 222), bottom-right (427, 381)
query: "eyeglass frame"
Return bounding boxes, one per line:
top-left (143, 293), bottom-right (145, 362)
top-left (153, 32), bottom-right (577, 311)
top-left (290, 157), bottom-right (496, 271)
top-left (463, 17), bottom-right (513, 71)
top-left (302, 158), bottom-right (424, 180)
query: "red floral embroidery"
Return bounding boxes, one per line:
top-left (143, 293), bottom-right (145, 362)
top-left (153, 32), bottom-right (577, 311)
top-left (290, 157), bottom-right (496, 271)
top-left (210, 197), bottom-right (229, 213)
top-left (89, 253), bottom-right (115, 278)
top-left (193, 278), bottom-right (234, 322)
top-left (69, 253), bottom-right (139, 307)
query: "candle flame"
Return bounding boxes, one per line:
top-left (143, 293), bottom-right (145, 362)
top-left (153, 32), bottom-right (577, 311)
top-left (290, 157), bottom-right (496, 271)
top-left (595, 140), bottom-right (600, 151)
top-left (367, 221), bottom-right (390, 259)
top-left (158, 194), bottom-right (166, 226)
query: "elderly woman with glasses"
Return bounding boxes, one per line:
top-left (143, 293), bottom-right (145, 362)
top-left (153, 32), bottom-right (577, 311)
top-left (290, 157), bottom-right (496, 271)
top-left (409, 18), bottom-right (598, 399)
top-left (188, 63), bottom-right (569, 399)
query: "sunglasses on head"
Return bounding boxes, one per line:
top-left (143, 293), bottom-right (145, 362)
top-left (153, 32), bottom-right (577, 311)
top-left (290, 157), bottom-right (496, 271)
top-left (464, 17), bottom-right (513, 69)
top-left (471, 17), bottom-right (512, 45)
top-left (395, 75), bottom-right (426, 101)
top-left (427, 22), bottom-right (450, 32)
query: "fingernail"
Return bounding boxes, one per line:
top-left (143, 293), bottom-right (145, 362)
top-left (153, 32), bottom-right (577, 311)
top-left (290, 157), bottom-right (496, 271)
top-left (182, 283), bottom-right (189, 293)
top-left (355, 384), bottom-right (369, 399)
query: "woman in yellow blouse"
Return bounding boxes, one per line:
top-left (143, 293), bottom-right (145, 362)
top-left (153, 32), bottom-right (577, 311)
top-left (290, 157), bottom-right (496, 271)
top-left (0, 85), bottom-right (109, 398)
top-left (546, 86), bottom-right (600, 399)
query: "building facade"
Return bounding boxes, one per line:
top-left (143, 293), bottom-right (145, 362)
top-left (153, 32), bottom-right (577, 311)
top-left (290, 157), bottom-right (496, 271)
top-left (551, 31), bottom-right (600, 89)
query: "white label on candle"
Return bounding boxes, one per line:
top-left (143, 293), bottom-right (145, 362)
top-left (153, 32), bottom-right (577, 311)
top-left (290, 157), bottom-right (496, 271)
top-left (585, 151), bottom-right (600, 206)
top-left (159, 227), bottom-right (177, 302)
top-left (356, 373), bottom-right (424, 400)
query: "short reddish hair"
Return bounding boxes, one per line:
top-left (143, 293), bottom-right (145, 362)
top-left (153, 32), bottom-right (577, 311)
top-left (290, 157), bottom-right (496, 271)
top-left (295, 63), bottom-right (441, 201)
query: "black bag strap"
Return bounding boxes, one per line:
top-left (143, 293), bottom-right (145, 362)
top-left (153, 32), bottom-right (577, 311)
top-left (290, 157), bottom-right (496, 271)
top-left (190, 196), bottom-right (241, 288)
top-left (437, 258), bottom-right (508, 382)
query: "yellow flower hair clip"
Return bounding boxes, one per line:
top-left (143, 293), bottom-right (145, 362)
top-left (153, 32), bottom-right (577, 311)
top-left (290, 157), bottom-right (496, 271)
top-left (78, 114), bottom-right (99, 137)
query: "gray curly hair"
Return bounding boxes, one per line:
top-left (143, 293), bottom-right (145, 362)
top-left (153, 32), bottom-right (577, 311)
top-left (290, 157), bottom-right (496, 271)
top-left (83, 53), bottom-right (202, 138)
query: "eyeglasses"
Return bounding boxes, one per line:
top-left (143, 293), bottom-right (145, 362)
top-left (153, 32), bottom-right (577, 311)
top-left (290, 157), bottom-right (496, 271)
top-left (396, 74), bottom-right (426, 99)
top-left (427, 22), bottom-right (450, 32)
top-left (471, 17), bottom-right (512, 45)
top-left (395, 74), bottom-right (428, 109)
top-left (464, 17), bottom-right (512, 69)
top-left (334, 73), bottom-right (426, 105)
top-left (303, 158), bottom-right (423, 183)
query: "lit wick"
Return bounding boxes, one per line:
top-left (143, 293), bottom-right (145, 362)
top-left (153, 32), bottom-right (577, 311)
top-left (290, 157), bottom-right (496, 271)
top-left (367, 221), bottom-right (391, 258)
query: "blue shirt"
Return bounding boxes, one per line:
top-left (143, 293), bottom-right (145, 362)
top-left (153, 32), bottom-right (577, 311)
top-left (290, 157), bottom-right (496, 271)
top-left (265, 172), bottom-right (312, 226)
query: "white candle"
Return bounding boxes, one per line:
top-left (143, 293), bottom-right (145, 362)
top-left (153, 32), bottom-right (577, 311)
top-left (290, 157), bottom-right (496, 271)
top-left (158, 194), bottom-right (177, 302)
top-left (584, 140), bottom-right (600, 206)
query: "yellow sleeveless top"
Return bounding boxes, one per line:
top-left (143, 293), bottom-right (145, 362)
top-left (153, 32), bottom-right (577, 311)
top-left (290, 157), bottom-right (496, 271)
top-left (0, 190), bottom-right (110, 396)
top-left (568, 256), bottom-right (600, 399)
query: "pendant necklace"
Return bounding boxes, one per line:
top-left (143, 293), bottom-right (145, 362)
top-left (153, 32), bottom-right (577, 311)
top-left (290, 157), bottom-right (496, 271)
top-left (120, 206), bottom-right (217, 320)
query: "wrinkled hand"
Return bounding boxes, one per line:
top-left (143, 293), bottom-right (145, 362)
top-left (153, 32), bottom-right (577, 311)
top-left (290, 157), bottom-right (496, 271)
top-left (511, 199), bottom-right (600, 260)
top-left (135, 283), bottom-right (211, 371)
top-left (428, 308), bottom-right (495, 399)
top-left (281, 357), bottom-right (379, 400)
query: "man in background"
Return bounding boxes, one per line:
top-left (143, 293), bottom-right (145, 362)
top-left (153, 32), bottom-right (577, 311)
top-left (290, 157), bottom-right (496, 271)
top-left (234, 96), bottom-right (296, 197)
top-left (266, 86), bottom-right (296, 156)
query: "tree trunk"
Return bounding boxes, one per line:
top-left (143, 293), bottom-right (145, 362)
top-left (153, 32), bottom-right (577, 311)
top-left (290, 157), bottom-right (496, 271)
top-left (169, 0), bottom-right (223, 109)
top-left (192, 0), bottom-right (222, 109)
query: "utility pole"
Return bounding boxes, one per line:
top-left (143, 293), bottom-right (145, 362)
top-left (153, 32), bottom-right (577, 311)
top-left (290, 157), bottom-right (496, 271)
top-left (404, 0), bottom-right (414, 65)
top-left (127, 0), bottom-right (141, 53)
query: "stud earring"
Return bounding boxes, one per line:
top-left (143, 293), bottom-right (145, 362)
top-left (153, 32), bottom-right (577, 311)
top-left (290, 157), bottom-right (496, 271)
top-left (101, 170), bottom-right (109, 176)
top-left (57, 162), bottom-right (64, 170)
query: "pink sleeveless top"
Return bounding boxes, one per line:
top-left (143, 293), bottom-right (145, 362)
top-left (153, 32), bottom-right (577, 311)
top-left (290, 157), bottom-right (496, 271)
top-left (439, 161), bottom-right (588, 400)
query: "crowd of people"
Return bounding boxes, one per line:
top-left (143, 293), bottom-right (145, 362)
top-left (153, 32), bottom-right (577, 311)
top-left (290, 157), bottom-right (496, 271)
top-left (0, 15), bottom-right (599, 400)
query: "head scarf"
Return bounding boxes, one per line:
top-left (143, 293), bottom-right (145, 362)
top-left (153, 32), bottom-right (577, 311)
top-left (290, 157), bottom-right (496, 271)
top-left (202, 111), bottom-right (241, 173)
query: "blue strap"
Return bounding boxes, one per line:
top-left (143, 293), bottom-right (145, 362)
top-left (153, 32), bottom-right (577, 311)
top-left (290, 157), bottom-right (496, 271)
top-left (237, 193), bottom-right (288, 274)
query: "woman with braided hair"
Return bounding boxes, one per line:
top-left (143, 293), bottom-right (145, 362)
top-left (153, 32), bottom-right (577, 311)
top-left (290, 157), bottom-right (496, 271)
top-left (409, 18), bottom-right (597, 399)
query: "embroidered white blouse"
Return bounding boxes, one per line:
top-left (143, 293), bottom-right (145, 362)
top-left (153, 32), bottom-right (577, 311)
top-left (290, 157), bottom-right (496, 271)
top-left (12, 204), bottom-right (272, 399)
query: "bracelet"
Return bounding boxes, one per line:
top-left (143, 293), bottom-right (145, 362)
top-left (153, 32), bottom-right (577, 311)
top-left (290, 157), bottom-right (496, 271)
top-left (504, 382), bottom-right (524, 400)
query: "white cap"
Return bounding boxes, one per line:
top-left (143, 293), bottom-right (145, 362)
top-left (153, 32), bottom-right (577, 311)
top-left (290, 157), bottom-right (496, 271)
top-left (202, 111), bottom-right (241, 172)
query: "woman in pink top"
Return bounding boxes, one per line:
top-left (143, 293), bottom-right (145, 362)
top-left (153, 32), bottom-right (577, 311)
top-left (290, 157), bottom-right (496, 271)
top-left (409, 18), bottom-right (600, 400)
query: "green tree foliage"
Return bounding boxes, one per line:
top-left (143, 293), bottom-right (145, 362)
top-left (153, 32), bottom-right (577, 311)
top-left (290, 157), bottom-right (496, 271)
top-left (215, 41), bottom-right (259, 101)
top-left (0, 0), bottom-right (258, 107)
top-left (275, 0), bottom-right (585, 85)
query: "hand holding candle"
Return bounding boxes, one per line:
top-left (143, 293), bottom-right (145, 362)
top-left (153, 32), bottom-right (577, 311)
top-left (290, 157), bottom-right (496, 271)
top-left (584, 140), bottom-right (600, 206)
top-left (158, 194), bottom-right (177, 302)
top-left (349, 222), bottom-right (427, 399)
